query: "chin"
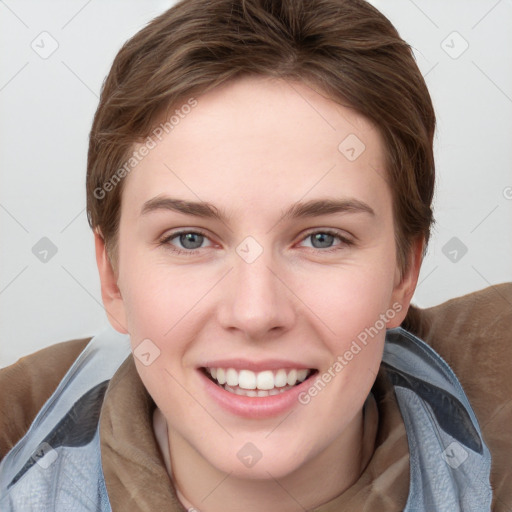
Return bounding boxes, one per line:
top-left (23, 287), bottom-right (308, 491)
top-left (203, 438), bottom-right (308, 481)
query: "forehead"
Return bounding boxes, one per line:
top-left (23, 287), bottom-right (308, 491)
top-left (121, 76), bottom-right (389, 221)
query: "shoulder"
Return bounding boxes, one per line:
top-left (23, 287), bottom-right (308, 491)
top-left (0, 337), bottom-right (92, 461)
top-left (404, 283), bottom-right (512, 401)
top-left (403, 283), bottom-right (512, 510)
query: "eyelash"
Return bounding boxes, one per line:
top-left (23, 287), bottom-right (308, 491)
top-left (158, 229), bottom-right (354, 256)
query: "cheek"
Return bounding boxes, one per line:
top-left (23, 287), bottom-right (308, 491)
top-left (302, 259), bottom-right (397, 345)
top-left (121, 264), bottom-right (210, 420)
top-left (119, 249), bottom-right (210, 339)
top-left (295, 265), bottom-right (394, 426)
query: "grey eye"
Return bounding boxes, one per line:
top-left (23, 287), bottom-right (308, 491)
top-left (179, 232), bottom-right (205, 249)
top-left (309, 232), bottom-right (335, 249)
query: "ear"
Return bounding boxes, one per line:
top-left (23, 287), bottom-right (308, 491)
top-left (386, 237), bottom-right (424, 328)
top-left (94, 229), bottom-right (129, 334)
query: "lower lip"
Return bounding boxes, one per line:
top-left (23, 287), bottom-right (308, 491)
top-left (198, 369), bottom-right (316, 419)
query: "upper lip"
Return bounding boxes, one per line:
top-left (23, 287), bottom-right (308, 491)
top-left (199, 359), bottom-right (315, 372)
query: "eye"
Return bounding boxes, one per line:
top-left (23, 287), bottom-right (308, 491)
top-left (159, 230), bottom-right (213, 255)
top-left (159, 228), bottom-right (354, 256)
top-left (299, 230), bottom-right (353, 252)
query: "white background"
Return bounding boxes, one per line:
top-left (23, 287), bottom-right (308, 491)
top-left (1, 0), bottom-right (511, 367)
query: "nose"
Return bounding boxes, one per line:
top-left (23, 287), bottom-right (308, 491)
top-left (217, 247), bottom-right (296, 341)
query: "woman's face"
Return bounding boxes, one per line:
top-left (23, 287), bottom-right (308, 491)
top-left (97, 75), bottom-right (419, 481)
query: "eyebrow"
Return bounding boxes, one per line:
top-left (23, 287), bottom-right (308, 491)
top-left (140, 195), bottom-right (375, 222)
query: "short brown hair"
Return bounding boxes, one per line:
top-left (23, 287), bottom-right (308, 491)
top-left (86, 0), bottom-right (436, 277)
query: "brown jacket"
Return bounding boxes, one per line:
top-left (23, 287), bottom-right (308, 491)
top-left (1, 283), bottom-right (511, 511)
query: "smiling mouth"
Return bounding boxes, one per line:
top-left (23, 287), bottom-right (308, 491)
top-left (201, 367), bottom-right (318, 397)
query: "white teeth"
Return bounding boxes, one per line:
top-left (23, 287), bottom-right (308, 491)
top-left (256, 370), bottom-right (274, 390)
top-left (274, 369), bottom-right (288, 388)
top-left (238, 370), bottom-right (256, 390)
top-left (216, 368), bottom-right (226, 385)
top-left (297, 369), bottom-right (309, 382)
top-left (206, 367), bottom-right (312, 391)
top-left (226, 368), bottom-right (238, 387)
top-left (286, 369), bottom-right (297, 386)
top-left (224, 384), bottom-right (294, 397)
